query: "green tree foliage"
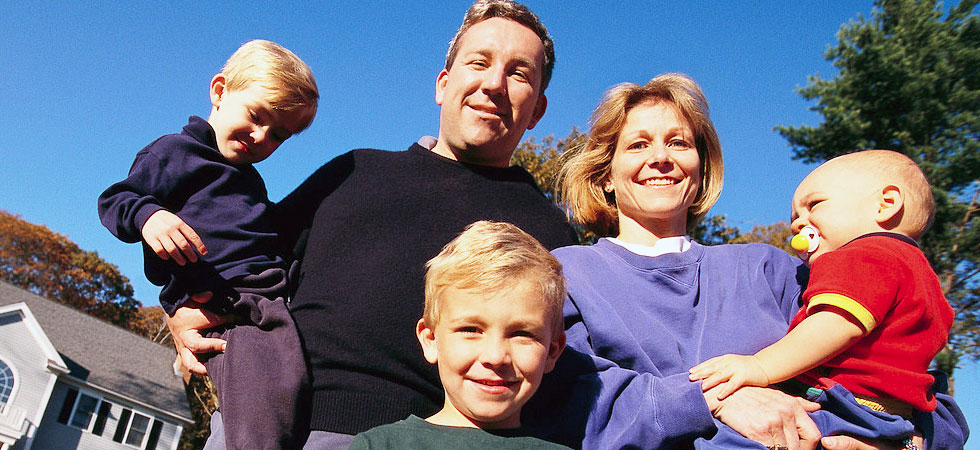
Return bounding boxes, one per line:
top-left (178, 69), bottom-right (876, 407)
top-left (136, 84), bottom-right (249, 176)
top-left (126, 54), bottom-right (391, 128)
top-left (690, 215), bottom-right (742, 246)
top-left (0, 210), bottom-right (142, 327)
top-left (776, 0), bottom-right (980, 368)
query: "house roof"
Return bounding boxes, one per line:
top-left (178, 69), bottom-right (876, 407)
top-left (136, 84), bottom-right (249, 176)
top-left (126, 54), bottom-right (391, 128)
top-left (0, 281), bottom-right (192, 423)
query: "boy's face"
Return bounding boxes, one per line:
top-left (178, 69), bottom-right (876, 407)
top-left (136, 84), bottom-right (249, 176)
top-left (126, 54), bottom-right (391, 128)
top-left (416, 280), bottom-right (564, 429)
top-left (208, 76), bottom-right (312, 165)
top-left (790, 161), bottom-right (880, 264)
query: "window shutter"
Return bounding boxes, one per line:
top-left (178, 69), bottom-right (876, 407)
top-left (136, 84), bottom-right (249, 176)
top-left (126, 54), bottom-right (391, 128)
top-left (145, 419), bottom-right (163, 450)
top-left (56, 387), bottom-right (78, 424)
top-left (92, 400), bottom-right (113, 436)
top-left (113, 408), bottom-right (132, 442)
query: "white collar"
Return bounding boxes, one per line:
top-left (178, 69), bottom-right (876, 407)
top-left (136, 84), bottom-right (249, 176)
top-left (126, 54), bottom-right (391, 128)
top-left (607, 236), bottom-right (692, 257)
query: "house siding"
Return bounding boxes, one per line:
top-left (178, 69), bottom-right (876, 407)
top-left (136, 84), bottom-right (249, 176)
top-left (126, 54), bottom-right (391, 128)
top-left (30, 383), bottom-right (182, 450)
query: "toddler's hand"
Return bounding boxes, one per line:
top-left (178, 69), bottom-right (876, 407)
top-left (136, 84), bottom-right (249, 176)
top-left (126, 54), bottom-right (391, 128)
top-left (141, 210), bottom-right (207, 265)
top-left (689, 354), bottom-right (771, 400)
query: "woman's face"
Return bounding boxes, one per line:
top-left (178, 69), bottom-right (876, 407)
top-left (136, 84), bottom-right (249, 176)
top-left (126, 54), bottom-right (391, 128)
top-left (607, 101), bottom-right (702, 239)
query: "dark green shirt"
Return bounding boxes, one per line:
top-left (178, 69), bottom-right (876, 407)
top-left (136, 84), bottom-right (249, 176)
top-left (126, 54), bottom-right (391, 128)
top-left (350, 415), bottom-right (572, 450)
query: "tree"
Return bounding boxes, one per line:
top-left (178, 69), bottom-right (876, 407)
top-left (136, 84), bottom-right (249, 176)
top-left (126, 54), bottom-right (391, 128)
top-left (776, 0), bottom-right (980, 375)
top-left (0, 210), bottom-right (142, 328)
top-left (731, 221), bottom-right (796, 255)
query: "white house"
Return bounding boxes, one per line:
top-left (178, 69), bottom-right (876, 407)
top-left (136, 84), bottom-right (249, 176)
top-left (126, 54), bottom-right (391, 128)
top-left (0, 282), bottom-right (192, 450)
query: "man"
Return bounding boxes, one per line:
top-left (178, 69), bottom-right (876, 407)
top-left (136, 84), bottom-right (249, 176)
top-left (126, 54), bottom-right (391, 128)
top-left (169, 1), bottom-right (577, 448)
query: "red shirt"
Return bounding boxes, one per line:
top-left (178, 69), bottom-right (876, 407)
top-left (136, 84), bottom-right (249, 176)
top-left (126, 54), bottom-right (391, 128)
top-left (791, 233), bottom-right (953, 411)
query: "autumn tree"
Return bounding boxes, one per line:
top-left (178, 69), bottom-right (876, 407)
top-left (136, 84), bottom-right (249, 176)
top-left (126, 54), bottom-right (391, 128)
top-left (0, 210), bottom-right (142, 327)
top-left (776, 0), bottom-right (980, 374)
top-left (731, 221), bottom-right (796, 255)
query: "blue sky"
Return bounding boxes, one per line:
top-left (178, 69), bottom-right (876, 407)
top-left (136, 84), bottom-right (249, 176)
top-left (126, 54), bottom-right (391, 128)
top-left (1, 1), bottom-right (975, 439)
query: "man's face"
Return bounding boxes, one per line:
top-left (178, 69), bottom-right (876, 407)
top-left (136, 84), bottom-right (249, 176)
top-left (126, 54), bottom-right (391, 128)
top-left (433, 17), bottom-right (548, 167)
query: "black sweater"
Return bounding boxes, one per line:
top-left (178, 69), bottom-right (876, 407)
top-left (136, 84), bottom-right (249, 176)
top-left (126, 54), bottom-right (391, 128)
top-left (278, 144), bottom-right (577, 434)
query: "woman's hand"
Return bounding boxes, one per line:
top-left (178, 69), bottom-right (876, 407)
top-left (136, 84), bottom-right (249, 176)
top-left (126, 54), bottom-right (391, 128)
top-left (706, 385), bottom-right (821, 450)
top-left (167, 292), bottom-right (230, 374)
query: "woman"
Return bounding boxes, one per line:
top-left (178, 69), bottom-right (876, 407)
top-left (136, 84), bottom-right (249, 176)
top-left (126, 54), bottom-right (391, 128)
top-left (524, 74), bottom-right (966, 450)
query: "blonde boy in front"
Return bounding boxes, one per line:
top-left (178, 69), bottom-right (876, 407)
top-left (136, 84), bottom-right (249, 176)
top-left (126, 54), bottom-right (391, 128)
top-left (689, 150), bottom-right (953, 446)
top-left (349, 221), bottom-right (570, 449)
top-left (98, 40), bottom-right (318, 450)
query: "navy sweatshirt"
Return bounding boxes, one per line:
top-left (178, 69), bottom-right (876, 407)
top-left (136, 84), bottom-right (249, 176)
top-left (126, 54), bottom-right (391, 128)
top-left (98, 116), bottom-right (287, 314)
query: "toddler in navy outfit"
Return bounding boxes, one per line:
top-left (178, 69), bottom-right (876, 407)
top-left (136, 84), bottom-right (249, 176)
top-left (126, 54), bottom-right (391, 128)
top-left (98, 40), bottom-right (318, 450)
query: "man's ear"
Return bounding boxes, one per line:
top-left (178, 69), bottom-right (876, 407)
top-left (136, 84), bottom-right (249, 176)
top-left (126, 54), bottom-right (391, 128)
top-left (434, 69), bottom-right (450, 106)
top-left (526, 94), bottom-right (548, 131)
top-left (209, 74), bottom-right (227, 108)
top-left (543, 329), bottom-right (566, 373)
top-left (417, 318), bottom-right (439, 364)
top-left (875, 184), bottom-right (905, 226)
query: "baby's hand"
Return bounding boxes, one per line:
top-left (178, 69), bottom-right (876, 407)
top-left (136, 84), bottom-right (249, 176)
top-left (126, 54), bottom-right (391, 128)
top-left (689, 354), bottom-right (770, 400)
top-left (141, 210), bottom-right (207, 265)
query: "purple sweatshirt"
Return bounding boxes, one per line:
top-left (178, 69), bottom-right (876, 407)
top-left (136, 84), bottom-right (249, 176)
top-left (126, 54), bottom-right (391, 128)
top-left (524, 239), bottom-right (968, 449)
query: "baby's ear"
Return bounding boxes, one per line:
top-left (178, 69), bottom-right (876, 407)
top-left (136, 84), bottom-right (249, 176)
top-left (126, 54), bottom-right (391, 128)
top-left (875, 184), bottom-right (905, 227)
top-left (416, 319), bottom-right (439, 365)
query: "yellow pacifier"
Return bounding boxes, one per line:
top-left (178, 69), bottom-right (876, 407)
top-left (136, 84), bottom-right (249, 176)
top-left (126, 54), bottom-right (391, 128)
top-left (790, 226), bottom-right (820, 262)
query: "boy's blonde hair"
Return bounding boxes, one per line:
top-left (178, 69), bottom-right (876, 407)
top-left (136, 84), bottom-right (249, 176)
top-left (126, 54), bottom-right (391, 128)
top-left (834, 150), bottom-right (936, 239)
top-left (221, 40), bottom-right (319, 127)
top-left (446, 0), bottom-right (555, 92)
top-left (556, 73), bottom-right (723, 237)
top-left (423, 221), bottom-right (566, 332)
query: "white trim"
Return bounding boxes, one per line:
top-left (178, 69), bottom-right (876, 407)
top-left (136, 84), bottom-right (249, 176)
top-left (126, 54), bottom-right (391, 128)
top-left (0, 303), bottom-right (69, 374)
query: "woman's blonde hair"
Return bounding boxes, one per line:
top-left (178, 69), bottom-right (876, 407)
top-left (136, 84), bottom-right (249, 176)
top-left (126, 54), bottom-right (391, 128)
top-left (556, 73), bottom-right (723, 237)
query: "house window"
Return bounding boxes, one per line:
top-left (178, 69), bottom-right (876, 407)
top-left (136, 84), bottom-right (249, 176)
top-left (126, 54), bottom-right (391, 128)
top-left (0, 360), bottom-right (13, 411)
top-left (69, 392), bottom-right (101, 430)
top-left (123, 411), bottom-right (151, 447)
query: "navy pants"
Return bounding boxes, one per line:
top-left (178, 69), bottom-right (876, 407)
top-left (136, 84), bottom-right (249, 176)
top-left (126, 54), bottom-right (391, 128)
top-left (695, 384), bottom-right (914, 450)
top-left (203, 268), bottom-right (310, 450)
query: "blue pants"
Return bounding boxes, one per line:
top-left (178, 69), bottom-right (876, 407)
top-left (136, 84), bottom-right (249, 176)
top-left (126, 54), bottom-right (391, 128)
top-left (695, 384), bottom-right (914, 450)
top-left (202, 269), bottom-right (310, 450)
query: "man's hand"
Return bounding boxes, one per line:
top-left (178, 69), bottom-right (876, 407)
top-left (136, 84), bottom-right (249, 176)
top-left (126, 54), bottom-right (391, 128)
top-left (167, 292), bottom-right (229, 375)
top-left (690, 354), bottom-right (771, 400)
top-left (142, 209), bottom-right (207, 265)
top-left (708, 385), bottom-right (821, 450)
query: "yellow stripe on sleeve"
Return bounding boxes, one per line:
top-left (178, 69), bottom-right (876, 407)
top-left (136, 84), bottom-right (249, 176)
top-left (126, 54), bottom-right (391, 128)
top-left (807, 293), bottom-right (877, 334)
